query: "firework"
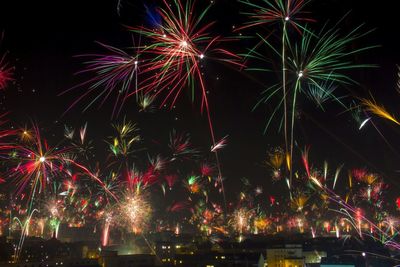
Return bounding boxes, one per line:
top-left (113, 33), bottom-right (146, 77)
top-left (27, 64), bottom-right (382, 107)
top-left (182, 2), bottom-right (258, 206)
top-left (245, 7), bottom-right (375, 185)
top-left (238, 0), bottom-right (314, 33)
top-left (1, 123), bottom-right (119, 208)
top-left (290, 191), bottom-right (309, 212)
top-left (396, 197), bottom-right (400, 210)
top-left (3, 124), bottom-right (73, 201)
top-left (102, 212), bottom-right (112, 246)
top-left (138, 94), bottom-right (156, 113)
top-left (119, 191), bottom-right (152, 233)
top-left (2, 0), bottom-right (400, 252)
top-left (169, 130), bottom-right (198, 161)
top-left (168, 201), bottom-right (190, 213)
top-left (200, 163), bottom-right (214, 178)
top-left (239, 0), bottom-right (314, 185)
top-left (128, 0), bottom-right (242, 116)
top-left (185, 175), bottom-right (201, 194)
top-left (108, 119), bottom-right (141, 158)
top-left (210, 135), bottom-right (228, 152)
top-left (128, 0), bottom-right (244, 209)
top-left (301, 146), bottom-right (311, 178)
top-left (63, 42), bottom-right (141, 116)
top-left (65, 123), bottom-right (94, 158)
top-left (126, 165), bottom-right (159, 193)
top-left (0, 32), bottom-right (14, 90)
top-left (332, 164), bottom-right (343, 190)
top-left (95, 172), bottom-right (121, 206)
top-left (13, 209), bottom-right (39, 262)
top-left (305, 80), bottom-right (345, 110)
top-left (266, 147), bottom-right (285, 181)
top-left (230, 207), bottom-right (254, 234)
top-left (285, 24), bottom-right (374, 183)
top-left (0, 57), bottom-right (13, 90)
top-left (164, 174), bottom-right (178, 190)
top-left (359, 117), bottom-right (371, 130)
top-left (362, 98), bottom-right (400, 126)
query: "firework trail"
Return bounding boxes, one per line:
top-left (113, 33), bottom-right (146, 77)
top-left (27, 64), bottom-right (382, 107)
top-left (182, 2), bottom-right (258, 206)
top-left (125, 0), bottom-right (244, 211)
top-left (0, 32), bottom-right (14, 90)
top-left (211, 135), bottom-right (228, 152)
top-left (361, 97), bottom-right (400, 126)
top-left (1, 123), bottom-right (118, 208)
top-left (239, 0), bottom-right (314, 186)
top-left (13, 209), bottom-right (39, 262)
top-left (309, 168), bottom-right (400, 250)
top-left (68, 0), bottom-right (244, 213)
top-left (240, 3), bottom-right (375, 187)
top-left (62, 41), bottom-right (141, 117)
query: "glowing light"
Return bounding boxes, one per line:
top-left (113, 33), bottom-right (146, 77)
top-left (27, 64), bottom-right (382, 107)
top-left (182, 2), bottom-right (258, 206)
top-left (120, 192), bottom-right (152, 233)
top-left (199, 54), bottom-right (205, 59)
top-left (285, 16), bottom-right (290, 21)
top-left (39, 156), bottom-right (46, 163)
top-left (362, 98), bottom-right (400, 126)
top-left (298, 71), bottom-right (304, 78)
top-left (359, 117), bottom-right (371, 130)
top-left (180, 40), bottom-right (188, 47)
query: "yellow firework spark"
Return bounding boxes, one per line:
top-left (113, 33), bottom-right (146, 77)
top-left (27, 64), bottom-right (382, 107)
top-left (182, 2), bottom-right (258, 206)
top-left (362, 98), bottom-right (400, 126)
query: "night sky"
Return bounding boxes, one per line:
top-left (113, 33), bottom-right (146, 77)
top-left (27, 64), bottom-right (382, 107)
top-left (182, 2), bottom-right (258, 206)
top-left (1, 0), bottom-right (400, 198)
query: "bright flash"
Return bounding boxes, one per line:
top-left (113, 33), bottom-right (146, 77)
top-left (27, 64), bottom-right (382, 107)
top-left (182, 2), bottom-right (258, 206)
top-left (298, 71), bottom-right (304, 78)
top-left (181, 40), bottom-right (188, 47)
top-left (199, 54), bottom-right (205, 59)
top-left (39, 156), bottom-right (46, 163)
top-left (285, 16), bottom-right (290, 21)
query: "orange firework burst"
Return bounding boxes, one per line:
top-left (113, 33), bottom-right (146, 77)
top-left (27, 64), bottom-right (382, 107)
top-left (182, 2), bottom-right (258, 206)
top-left (362, 98), bottom-right (400, 126)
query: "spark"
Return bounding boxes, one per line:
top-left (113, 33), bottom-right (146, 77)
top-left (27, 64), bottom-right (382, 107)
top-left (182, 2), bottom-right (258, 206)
top-left (211, 135), bottom-right (228, 152)
top-left (362, 98), bottom-right (400, 126)
top-left (359, 117), bottom-right (371, 130)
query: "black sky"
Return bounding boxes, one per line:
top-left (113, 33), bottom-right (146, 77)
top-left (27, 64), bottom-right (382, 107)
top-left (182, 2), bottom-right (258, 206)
top-left (1, 0), bottom-right (400, 197)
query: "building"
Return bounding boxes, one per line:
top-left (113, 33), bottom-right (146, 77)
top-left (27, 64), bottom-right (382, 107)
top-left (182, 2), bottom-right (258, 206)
top-left (266, 244), bottom-right (305, 267)
top-left (303, 250), bottom-right (327, 264)
top-left (58, 224), bottom-right (100, 243)
top-left (98, 250), bottom-right (156, 267)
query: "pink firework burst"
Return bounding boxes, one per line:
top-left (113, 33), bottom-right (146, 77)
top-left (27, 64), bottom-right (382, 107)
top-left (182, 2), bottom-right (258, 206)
top-left (127, 0), bottom-right (243, 144)
top-left (0, 52), bottom-right (13, 90)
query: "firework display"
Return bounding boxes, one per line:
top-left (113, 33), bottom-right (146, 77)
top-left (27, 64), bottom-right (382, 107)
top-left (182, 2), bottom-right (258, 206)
top-left (1, 0), bottom-right (400, 265)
